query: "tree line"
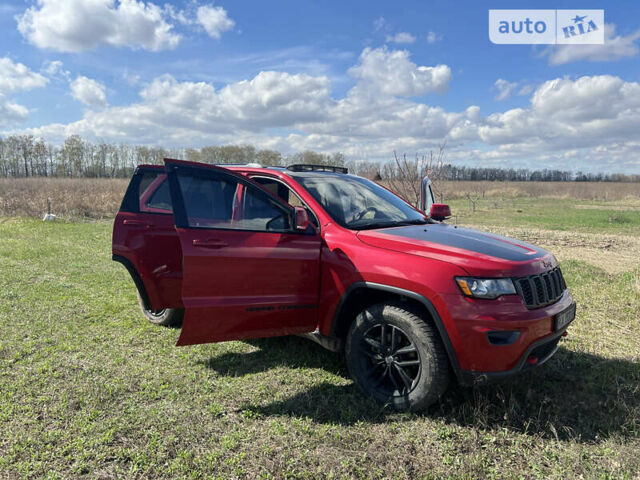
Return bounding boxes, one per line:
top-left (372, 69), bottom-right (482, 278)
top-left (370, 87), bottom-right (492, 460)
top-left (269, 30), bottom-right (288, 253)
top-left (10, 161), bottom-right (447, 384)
top-left (437, 165), bottom-right (640, 183)
top-left (0, 134), bottom-right (638, 182)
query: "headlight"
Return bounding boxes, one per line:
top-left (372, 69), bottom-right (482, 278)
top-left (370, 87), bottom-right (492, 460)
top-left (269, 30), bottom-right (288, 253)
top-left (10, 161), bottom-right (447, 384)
top-left (455, 277), bottom-right (516, 299)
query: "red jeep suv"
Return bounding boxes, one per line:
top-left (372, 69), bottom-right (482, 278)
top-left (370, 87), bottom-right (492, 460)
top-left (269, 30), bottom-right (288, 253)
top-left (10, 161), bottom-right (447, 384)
top-left (112, 159), bottom-right (576, 410)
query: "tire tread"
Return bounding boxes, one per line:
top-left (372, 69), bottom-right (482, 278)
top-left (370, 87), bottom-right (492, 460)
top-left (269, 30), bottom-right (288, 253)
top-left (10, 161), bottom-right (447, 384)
top-left (345, 301), bottom-right (450, 410)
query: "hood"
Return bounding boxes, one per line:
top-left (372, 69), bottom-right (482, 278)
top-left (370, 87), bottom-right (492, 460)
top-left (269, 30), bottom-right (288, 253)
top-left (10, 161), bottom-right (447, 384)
top-left (356, 223), bottom-right (556, 277)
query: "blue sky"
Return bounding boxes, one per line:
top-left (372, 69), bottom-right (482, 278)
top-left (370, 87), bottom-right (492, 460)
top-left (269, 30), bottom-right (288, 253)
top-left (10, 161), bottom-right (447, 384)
top-left (1, 0), bottom-right (640, 172)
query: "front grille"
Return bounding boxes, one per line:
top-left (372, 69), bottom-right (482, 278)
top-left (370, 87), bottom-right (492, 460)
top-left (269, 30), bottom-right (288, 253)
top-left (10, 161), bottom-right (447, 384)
top-left (514, 267), bottom-right (566, 309)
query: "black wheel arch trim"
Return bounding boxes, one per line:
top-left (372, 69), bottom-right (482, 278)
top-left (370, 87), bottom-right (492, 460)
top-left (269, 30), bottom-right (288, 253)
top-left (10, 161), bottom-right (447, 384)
top-left (112, 254), bottom-right (151, 310)
top-left (331, 281), bottom-right (464, 384)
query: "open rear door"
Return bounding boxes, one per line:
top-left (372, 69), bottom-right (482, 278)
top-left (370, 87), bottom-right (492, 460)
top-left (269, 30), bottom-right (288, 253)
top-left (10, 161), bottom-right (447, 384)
top-left (164, 159), bottom-right (321, 346)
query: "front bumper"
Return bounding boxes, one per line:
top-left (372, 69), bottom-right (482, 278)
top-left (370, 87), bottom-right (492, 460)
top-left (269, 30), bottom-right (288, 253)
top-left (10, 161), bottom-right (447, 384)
top-left (436, 289), bottom-right (575, 382)
top-left (457, 321), bottom-right (569, 386)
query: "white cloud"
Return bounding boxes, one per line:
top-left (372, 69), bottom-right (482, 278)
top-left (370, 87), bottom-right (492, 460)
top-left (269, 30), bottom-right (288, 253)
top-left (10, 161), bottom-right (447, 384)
top-left (530, 75), bottom-right (640, 124)
top-left (0, 57), bottom-right (48, 93)
top-left (41, 59), bottom-right (71, 82)
top-left (0, 94), bottom-right (29, 127)
top-left (16, 0), bottom-right (181, 52)
top-left (493, 78), bottom-right (518, 101)
top-left (216, 71), bottom-right (330, 125)
top-left (474, 75), bottom-right (640, 161)
top-left (348, 47), bottom-right (451, 96)
top-left (0, 58), bottom-right (48, 126)
top-left (426, 31), bottom-right (441, 44)
top-left (19, 70), bottom-right (332, 144)
top-left (42, 60), bottom-right (63, 76)
top-left (547, 24), bottom-right (640, 65)
top-left (70, 76), bottom-right (108, 107)
top-left (385, 32), bottom-right (416, 44)
top-left (196, 5), bottom-right (235, 39)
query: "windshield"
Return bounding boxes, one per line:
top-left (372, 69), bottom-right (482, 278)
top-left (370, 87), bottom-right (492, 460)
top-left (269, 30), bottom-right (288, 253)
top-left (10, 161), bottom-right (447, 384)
top-left (292, 174), bottom-right (427, 230)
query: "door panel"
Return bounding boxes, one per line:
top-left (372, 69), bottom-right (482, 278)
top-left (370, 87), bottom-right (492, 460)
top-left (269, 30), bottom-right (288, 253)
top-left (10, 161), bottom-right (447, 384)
top-left (115, 211), bottom-right (183, 309)
top-left (176, 228), bottom-right (320, 345)
top-left (113, 167), bottom-right (183, 310)
top-left (165, 159), bottom-right (321, 345)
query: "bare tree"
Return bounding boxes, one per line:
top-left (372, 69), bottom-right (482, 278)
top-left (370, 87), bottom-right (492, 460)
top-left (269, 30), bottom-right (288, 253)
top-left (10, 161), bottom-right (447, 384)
top-left (382, 143), bottom-right (446, 207)
top-left (345, 160), bottom-right (382, 180)
top-left (16, 135), bottom-right (35, 177)
top-left (256, 149), bottom-right (282, 166)
top-left (0, 137), bottom-right (6, 177)
top-left (33, 138), bottom-right (48, 176)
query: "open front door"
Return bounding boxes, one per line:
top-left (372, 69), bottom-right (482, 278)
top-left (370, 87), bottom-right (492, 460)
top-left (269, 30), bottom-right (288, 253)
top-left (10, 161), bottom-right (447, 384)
top-left (165, 159), bottom-right (321, 346)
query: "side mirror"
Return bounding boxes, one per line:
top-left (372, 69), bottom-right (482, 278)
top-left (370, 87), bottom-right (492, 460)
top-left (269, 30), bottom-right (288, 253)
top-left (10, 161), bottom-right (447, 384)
top-left (430, 203), bottom-right (451, 222)
top-left (420, 176), bottom-right (434, 213)
top-left (294, 206), bottom-right (310, 231)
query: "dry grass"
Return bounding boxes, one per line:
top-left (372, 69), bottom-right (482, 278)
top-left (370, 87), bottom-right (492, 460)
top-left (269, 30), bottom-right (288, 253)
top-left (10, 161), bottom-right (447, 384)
top-left (0, 178), bottom-right (128, 219)
top-left (435, 180), bottom-right (640, 202)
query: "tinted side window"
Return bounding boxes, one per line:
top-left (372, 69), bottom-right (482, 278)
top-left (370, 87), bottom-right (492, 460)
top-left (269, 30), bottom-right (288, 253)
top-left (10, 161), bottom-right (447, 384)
top-left (120, 169), bottom-right (173, 214)
top-left (178, 175), bottom-right (236, 228)
top-left (176, 171), bottom-right (291, 232)
top-left (144, 179), bottom-right (172, 212)
top-left (251, 177), bottom-right (318, 227)
top-left (240, 187), bottom-right (291, 231)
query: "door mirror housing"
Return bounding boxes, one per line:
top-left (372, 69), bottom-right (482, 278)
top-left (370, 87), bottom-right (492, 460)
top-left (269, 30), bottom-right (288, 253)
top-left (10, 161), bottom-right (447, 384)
top-left (420, 176), bottom-right (435, 214)
top-left (294, 206), bottom-right (310, 231)
top-left (430, 203), bottom-right (451, 221)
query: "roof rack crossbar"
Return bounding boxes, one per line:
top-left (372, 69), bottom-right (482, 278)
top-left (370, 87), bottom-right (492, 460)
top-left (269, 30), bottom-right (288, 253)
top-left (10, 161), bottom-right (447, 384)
top-left (286, 164), bottom-right (348, 174)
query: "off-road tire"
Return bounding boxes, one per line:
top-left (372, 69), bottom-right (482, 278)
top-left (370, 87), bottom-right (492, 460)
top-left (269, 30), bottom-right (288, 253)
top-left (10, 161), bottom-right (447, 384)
top-left (137, 291), bottom-right (184, 327)
top-left (345, 301), bottom-right (450, 411)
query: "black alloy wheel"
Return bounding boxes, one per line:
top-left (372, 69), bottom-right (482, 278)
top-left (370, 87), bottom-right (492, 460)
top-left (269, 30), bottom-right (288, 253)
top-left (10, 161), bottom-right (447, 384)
top-left (361, 323), bottom-right (421, 397)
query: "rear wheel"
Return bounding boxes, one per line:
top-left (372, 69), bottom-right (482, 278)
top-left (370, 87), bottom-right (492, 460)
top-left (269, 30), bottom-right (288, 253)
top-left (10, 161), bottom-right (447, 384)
top-left (137, 291), bottom-right (183, 327)
top-left (345, 302), bottom-right (450, 411)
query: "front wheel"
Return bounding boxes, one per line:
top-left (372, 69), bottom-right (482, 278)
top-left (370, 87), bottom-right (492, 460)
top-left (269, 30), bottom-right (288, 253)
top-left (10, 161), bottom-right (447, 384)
top-left (137, 291), bottom-right (184, 327)
top-left (345, 302), bottom-right (450, 411)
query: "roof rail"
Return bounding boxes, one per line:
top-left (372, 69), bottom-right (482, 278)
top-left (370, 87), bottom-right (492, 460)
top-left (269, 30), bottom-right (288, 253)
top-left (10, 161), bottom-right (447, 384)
top-left (214, 163), bottom-right (263, 168)
top-left (286, 164), bottom-right (348, 174)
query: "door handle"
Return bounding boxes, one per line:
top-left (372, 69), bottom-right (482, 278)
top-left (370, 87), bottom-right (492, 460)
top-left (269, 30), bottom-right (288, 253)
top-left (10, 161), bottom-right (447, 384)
top-left (192, 238), bottom-right (228, 249)
top-left (123, 219), bottom-right (152, 228)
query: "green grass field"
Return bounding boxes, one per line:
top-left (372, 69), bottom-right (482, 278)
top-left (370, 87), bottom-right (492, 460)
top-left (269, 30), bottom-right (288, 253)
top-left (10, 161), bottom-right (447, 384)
top-left (449, 197), bottom-right (640, 234)
top-left (1, 199), bottom-right (639, 479)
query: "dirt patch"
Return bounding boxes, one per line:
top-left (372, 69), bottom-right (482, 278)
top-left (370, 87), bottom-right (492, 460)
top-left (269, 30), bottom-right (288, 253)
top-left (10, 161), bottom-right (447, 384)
top-left (468, 225), bottom-right (640, 274)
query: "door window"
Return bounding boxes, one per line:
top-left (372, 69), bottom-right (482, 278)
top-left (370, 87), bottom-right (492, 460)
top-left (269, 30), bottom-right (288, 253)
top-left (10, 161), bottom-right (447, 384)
top-left (175, 170), bottom-right (291, 232)
top-left (125, 170), bottom-right (173, 214)
top-left (144, 179), bottom-right (172, 212)
top-left (251, 176), bottom-right (319, 228)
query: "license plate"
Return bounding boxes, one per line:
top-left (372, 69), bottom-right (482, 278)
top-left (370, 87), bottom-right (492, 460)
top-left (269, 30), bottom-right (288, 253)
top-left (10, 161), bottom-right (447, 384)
top-left (555, 303), bottom-right (576, 331)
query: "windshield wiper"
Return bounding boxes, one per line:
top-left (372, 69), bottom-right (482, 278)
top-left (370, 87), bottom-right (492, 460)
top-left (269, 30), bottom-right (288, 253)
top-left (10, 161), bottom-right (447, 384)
top-left (350, 218), bottom-right (428, 231)
top-left (397, 219), bottom-right (429, 225)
